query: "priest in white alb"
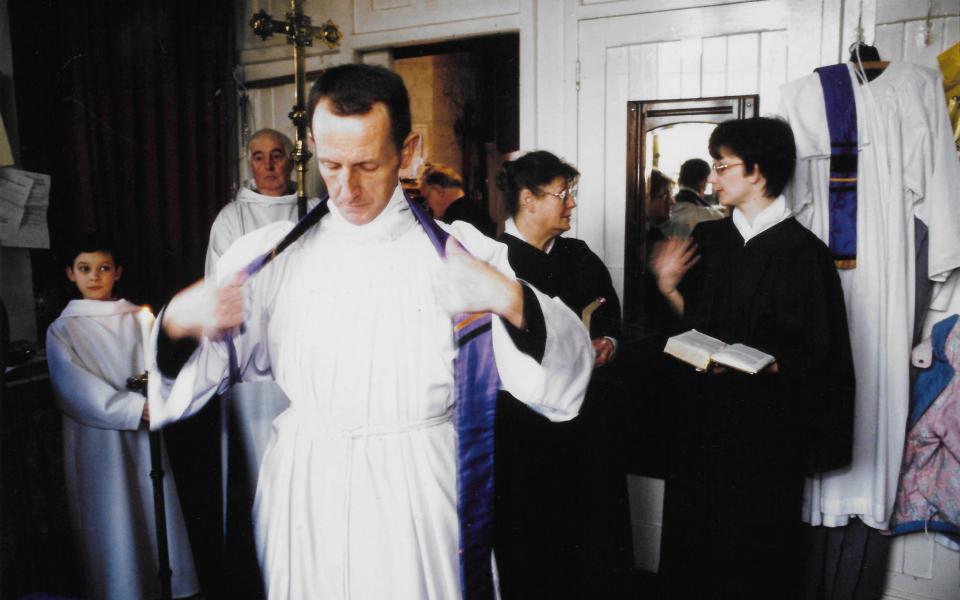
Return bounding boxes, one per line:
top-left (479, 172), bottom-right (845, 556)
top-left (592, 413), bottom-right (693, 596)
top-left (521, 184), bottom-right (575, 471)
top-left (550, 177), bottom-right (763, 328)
top-left (148, 63), bottom-right (593, 599)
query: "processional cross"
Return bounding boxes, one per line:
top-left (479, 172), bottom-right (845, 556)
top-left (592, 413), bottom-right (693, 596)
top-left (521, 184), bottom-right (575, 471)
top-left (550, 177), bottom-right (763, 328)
top-left (250, 1), bottom-right (342, 218)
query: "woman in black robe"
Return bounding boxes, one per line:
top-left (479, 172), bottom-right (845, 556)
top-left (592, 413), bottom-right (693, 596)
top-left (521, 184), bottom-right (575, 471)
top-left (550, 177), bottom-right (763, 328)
top-left (650, 118), bottom-right (855, 599)
top-left (493, 151), bottom-right (634, 598)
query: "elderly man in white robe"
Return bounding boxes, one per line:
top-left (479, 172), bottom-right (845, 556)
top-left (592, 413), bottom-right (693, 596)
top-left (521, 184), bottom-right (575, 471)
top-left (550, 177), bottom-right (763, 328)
top-left (148, 64), bottom-right (593, 599)
top-left (205, 128), bottom-right (321, 512)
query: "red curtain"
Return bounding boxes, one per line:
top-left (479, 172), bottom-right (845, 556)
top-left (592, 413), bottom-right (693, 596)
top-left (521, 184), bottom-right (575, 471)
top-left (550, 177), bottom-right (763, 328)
top-left (10, 0), bottom-right (236, 314)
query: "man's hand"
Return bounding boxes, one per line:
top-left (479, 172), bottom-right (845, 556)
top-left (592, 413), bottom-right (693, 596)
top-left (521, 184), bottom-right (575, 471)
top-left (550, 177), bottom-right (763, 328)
top-left (592, 337), bottom-right (615, 367)
top-left (163, 273), bottom-right (247, 340)
top-left (433, 238), bottom-right (525, 329)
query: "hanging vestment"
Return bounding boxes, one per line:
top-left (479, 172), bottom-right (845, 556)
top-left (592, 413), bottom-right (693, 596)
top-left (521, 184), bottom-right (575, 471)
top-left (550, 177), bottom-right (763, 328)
top-left (47, 299), bottom-right (199, 600)
top-left (890, 314), bottom-right (960, 543)
top-left (149, 185), bottom-right (593, 599)
top-left (780, 62), bottom-right (960, 529)
top-left (814, 64), bottom-right (859, 268)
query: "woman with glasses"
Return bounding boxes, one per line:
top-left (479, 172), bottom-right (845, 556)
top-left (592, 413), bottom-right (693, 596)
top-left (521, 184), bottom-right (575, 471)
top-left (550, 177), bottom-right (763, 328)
top-left (493, 150), bottom-right (632, 598)
top-left (650, 118), bottom-right (855, 599)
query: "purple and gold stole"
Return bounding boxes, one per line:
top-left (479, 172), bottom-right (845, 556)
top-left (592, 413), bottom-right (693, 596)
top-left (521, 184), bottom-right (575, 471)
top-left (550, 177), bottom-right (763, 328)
top-left (815, 64), bottom-right (859, 269)
top-left (232, 193), bottom-right (499, 599)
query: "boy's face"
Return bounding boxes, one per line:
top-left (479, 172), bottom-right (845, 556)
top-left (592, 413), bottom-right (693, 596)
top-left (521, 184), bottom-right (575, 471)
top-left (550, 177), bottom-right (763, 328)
top-left (66, 251), bottom-right (123, 301)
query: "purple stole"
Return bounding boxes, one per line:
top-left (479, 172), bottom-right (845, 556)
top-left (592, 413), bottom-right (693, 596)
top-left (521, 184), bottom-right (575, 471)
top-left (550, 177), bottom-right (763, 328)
top-left (230, 193), bottom-right (499, 599)
top-left (815, 64), bottom-right (859, 269)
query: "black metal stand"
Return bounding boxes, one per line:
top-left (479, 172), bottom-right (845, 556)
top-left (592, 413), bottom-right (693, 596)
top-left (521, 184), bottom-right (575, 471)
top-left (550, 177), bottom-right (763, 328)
top-left (149, 428), bottom-right (174, 600)
top-left (128, 373), bottom-right (173, 600)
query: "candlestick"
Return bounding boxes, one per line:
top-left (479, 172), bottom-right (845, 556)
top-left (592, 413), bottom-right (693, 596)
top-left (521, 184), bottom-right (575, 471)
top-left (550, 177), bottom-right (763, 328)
top-left (139, 306), bottom-right (155, 373)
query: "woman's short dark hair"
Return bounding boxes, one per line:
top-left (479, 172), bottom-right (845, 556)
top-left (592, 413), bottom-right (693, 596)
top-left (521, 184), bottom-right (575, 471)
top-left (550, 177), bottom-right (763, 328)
top-left (307, 63), bottom-right (412, 153)
top-left (708, 117), bottom-right (796, 198)
top-left (63, 232), bottom-right (121, 268)
top-left (495, 151), bottom-right (579, 217)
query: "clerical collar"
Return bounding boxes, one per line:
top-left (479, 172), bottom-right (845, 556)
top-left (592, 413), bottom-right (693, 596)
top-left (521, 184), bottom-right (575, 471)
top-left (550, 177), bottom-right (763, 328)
top-left (504, 218), bottom-right (556, 254)
top-left (324, 184), bottom-right (414, 242)
top-left (732, 195), bottom-right (792, 245)
top-left (241, 179), bottom-right (298, 205)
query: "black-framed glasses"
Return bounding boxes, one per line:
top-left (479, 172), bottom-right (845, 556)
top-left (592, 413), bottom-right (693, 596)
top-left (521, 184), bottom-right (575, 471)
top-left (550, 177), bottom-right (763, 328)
top-left (711, 161), bottom-right (744, 174)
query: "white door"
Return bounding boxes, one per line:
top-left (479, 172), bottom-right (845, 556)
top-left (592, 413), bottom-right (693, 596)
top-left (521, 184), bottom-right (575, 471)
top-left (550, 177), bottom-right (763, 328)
top-left (573, 0), bottom-right (833, 300)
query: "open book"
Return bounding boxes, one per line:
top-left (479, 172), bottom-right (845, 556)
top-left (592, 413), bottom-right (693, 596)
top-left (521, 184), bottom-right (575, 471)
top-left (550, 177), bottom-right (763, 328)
top-left (664, 329), bottom-right (775, 374)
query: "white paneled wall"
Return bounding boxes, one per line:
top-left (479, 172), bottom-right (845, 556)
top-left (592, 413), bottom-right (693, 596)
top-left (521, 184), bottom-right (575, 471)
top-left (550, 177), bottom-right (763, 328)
top-left (875, 14), bottom-right (960, 69)
top-left (578, 1), bottom-right (793, 300)
top-left (354, 0), bottom-right (519, 33)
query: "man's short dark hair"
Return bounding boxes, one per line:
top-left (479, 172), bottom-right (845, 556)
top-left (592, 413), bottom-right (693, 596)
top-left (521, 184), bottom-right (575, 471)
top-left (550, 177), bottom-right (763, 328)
top-left (63, 232), bottom-right (121, 268)
top-left (420, 164), bottom-right (463, 189)
top-left (307, 64), bottom-right (412, 153)
top-left (495, 151), bottom-right (579, 217)
top-left (708, 117), bottom-right (796, 198)
top-left (678, 158), bottom-right (711, 188)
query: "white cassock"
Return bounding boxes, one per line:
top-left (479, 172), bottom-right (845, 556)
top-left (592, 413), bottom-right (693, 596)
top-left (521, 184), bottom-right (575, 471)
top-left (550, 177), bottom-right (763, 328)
top-left (46, 299), bottom-right (199, 600)
top-left (205, 181), bottom-right (321, 493)
top-left (779, 62), bottom-right (960, 529)
top-left (205, 180), bottom-right (320, 274)
top-left (150, 185), bottom-right (594, 599)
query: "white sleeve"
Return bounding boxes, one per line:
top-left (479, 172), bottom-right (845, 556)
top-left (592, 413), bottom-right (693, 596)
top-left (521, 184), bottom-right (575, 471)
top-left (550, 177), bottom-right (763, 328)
top-left (204, 203), bottom-right (241, 278)
top-left (149, 222), bottom-right (293, 430)
top-left (46, 327), bottom-right (145, 431)
top-left (446, 220), bottom-right (593, 423)
top-left (906, 72), bottom-right (960, 283)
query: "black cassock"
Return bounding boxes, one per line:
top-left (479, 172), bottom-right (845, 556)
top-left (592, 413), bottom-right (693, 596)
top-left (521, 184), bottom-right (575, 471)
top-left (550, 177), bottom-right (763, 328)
top-left (494, 232), bottom-right (634, 599)
top-left (659, 217), bottom-right (855, 600)
top-left (441, 196), bottom-right (495, 237)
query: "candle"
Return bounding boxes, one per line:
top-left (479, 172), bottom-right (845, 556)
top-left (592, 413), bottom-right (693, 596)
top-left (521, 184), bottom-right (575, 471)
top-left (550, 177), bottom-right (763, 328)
top-left (139, 306), bottom-right (155, 374)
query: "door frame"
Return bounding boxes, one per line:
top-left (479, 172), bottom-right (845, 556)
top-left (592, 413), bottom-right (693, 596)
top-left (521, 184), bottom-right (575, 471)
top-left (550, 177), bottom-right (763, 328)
top-left (623, 94), bottom-right (758, 323)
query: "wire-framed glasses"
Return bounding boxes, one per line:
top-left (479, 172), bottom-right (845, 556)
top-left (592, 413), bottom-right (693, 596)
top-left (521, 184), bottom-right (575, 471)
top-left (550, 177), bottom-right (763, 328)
top-left (711, 161), bottom-right (744, 174)
top-left (540, 187), bottom-right (577, 202)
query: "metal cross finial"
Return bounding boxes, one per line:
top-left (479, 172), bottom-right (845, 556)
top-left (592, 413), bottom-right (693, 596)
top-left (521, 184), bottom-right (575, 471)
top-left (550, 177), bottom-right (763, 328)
top-left (248, 1), bottom-right (342, 217)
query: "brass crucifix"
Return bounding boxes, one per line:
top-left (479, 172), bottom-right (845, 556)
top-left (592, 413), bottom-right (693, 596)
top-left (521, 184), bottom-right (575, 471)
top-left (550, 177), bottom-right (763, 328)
top-left (250, 1), bottom-right (342, 218)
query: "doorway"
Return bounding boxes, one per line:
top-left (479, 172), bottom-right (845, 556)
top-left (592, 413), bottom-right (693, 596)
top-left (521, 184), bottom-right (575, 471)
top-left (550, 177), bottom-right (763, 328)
top-left (623, 94), bottom-right (759, 325)
top-left (390, 34), bottom-right (520, 226)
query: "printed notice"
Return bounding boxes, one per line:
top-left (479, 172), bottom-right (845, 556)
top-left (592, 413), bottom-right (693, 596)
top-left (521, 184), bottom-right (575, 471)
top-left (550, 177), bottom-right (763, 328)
top-left (1, 168), bottom-right (50, 248)
top-left (0, 167), bottom-right (32, 240)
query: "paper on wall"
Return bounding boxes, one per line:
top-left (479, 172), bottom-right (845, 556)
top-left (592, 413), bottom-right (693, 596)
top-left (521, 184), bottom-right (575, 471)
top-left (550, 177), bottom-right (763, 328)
top-left (0, 166), bottom-right (32, 240)
top-left (1, 168), bottom-right (50, 249)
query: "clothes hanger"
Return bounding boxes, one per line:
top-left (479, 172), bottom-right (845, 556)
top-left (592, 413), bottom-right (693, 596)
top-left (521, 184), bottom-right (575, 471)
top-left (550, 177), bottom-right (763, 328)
top-left (849, 42), bottom-right (889, 83)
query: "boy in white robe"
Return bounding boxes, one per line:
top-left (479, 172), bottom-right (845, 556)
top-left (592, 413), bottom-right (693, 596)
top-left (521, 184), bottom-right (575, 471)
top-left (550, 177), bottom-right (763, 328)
top-left (46, 235), bottom-right (199, 600)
